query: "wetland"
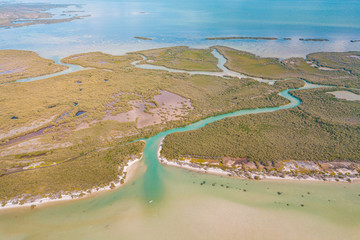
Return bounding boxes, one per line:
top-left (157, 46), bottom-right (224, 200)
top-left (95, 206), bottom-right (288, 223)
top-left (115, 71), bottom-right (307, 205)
top-left (0, 1), bottom-right (360, 238)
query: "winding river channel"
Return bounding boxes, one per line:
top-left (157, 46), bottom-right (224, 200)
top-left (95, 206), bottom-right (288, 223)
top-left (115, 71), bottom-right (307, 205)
top-left (0, 50), bottom-right (359, 240)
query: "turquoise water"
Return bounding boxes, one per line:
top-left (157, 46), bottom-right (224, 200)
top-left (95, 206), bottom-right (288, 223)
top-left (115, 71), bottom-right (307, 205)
top-left (15, 57), bottom-right (86, 83)
top-left (0, 84), bottom-right (359, 239)
top-left (1, 0), bottom-right (360, 58)
top-left (141, 88), bottom-right (300, 201)
top-left (1, 1), bottom-right (360, 238)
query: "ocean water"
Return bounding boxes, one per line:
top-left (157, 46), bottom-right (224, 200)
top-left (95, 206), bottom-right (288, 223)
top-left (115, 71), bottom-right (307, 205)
top-left (1, 0), bottom-right (359, 58)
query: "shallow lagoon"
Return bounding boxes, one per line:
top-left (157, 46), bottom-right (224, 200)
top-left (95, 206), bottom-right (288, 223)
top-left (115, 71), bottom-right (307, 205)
top-left (0, 162), bottom-right (359, 240)
top-left (1, 0), bottom-right (360, 58)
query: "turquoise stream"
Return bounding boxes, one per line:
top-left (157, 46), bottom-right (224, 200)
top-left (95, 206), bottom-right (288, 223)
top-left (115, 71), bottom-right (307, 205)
top-left (1, 82), bottom-right (359, 239)
top-left (141, 88), bottom-right (300, 202)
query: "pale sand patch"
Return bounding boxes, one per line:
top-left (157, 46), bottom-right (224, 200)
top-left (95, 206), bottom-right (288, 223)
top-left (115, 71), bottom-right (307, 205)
top-left (318, 66), bottom-right (337, 71)
top-left (328, 91), bottom-right (360, 101)
top-left (104, 90), bottom-right (193, 128)
top-left (0, 116), bottom-right (56, 140)
top-left (349, 55), bottom-right (360, 59)
top-left (74, 122), bottom-right (91, 131)
top-left (0, 137), bottom-right (72, 157)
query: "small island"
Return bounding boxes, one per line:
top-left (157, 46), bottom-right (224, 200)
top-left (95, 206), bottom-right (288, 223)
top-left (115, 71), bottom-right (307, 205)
top-left (134, 36), bottom-right (153, 40)
top-left (350, 40), bottom-right (360, 43)
top-left (206, 36), bottom-right (278, 40)
top-left (299, 38), bottom-right (329, 42)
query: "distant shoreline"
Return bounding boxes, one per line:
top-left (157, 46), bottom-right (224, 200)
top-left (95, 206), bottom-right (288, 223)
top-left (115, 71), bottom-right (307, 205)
top-left (205, 37), bottom-right (333, 42)
top-left (206, 37), bottom-right (278, 41)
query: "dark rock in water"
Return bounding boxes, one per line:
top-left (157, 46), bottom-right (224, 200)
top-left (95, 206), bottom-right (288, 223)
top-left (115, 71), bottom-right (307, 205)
top-left (283, 38), bottom-right (292, 40)
top-left (11, 116), bottom-right (18, 119)
top-left (277, 192), bottom-right (282, 195)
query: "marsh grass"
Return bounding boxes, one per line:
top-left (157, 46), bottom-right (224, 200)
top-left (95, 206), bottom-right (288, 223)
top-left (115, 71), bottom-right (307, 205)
top-left (215, 46), bottom-right (360, 88)
top-left (0, 50), bottom-right (68, 83)
top-left (0, 141), bottom-right (144, 203)
top-left (137, 46), bottom-right (221, 72)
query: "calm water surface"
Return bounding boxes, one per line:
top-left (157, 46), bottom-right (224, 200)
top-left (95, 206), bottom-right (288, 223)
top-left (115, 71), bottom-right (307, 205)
top-left (1, 0), bottom-right (360, 58)
top-left (1, 1), bottom-right (360, 239)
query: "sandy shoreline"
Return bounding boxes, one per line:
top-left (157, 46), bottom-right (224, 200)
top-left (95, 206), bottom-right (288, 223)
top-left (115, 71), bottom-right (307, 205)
top-left (0, 156), bottom-right (142, 211)
top-left (157, 138), bottom-right (360, 184)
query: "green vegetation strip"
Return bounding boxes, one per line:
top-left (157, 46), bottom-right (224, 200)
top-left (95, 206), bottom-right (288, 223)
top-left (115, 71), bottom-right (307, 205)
top-left (162, 108), bottom-right (360, 164)
top-left (0, 141), bottom-right (144, 204)
top-left (137, 46), bottom-right (221, 72)
top-left (0, 50), bottom-right (68, 83)
top-left (214, 46), bottom-right (360, 88)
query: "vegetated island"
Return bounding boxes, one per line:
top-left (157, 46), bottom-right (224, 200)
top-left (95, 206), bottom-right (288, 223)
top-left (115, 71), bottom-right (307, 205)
top-left (134, 36), bottom-right (153, 40)
top-left (0, 46), bottom-right (359, 208)
top-left (206, 37), bottom-right (278, 40)
top-left (0, 3), bottom-right (90, 29)
top-left (299, 38), bottom-right (329, 42)
top-left (136, 46), bottom-right (222, 72)
top-left (214, 46), bottom-right (360, 88)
